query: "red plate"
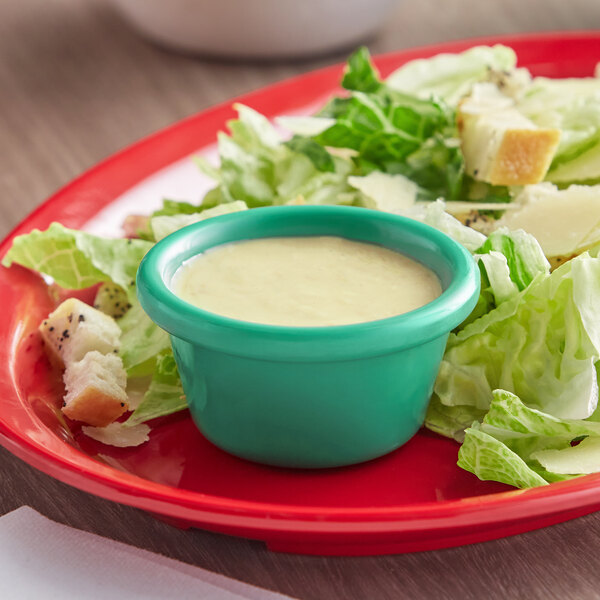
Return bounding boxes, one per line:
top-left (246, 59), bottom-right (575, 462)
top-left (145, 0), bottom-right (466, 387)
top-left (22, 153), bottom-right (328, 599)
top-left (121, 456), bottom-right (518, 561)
top-left (2, 31), bottom-right (600, 556)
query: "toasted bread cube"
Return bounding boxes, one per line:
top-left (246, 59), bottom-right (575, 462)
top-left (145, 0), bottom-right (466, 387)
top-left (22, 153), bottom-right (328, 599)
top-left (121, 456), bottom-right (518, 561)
top-left (458, 84), bottom-right (560, 186)
top-left (62, 351), bottom-right (128, 427)
top-left (39, 298), bottom-right (121, 366)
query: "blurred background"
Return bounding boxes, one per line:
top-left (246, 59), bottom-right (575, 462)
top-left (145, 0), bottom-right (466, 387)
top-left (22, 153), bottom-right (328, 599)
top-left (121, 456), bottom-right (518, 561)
top-left (0, 0), bottom-right (598, 237)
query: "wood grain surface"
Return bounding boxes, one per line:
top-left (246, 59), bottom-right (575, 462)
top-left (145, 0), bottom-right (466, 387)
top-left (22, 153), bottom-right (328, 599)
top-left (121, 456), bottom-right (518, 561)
top-left (2, 1), bottom-right (600, 598)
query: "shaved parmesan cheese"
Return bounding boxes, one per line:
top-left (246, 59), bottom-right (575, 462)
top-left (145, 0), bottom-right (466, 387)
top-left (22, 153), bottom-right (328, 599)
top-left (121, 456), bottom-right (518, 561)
top-left (348, 172), bottom-right (418, 213)
top-left (496, 183), bottom-right (600, 258)
top-left (82, 422), bottom-right (150, 447)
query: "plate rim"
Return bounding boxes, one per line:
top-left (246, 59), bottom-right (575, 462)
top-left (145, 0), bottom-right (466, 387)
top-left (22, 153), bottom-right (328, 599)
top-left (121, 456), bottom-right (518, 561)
top-left (3, 30), bottom-right (600, 539)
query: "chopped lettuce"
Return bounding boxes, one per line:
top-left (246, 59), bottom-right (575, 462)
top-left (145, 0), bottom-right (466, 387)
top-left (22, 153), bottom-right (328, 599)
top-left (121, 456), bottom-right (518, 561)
top-left (476, 227), bottom-right (550, 293)
top-left (458, 390), bottom-right (600, 487)
top-left (151, 200), bottom-right (248, 242)
top-left (435, 252), bottom-right (600, 421)
top-left (425, 395), bottom-right (486, 442)
top-left (2, 223), bottom-right (152, 299)
top-left (386, 45), bottom-right (517, 104)
top-left (532, 437), bottom-right (600, 475)
top-left (150, 198), bottom-right (217, 218)
top-left (460, 226), bottom-right (549, 326)
top-left (311, 48), bottom-right (464, 200)
top-left (125, 351), bottom-right (186, 427)
top-left (195, 104), bottom-right (359, 209)
top-left (458, 424), bottom-right (549, 488)
top-left (118, 301), bottom-right (170, 375)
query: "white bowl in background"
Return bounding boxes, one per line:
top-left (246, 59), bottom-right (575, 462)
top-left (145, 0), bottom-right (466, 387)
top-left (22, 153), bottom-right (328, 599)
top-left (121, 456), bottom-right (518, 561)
top-left (108, 0), bottom-right (398, 60)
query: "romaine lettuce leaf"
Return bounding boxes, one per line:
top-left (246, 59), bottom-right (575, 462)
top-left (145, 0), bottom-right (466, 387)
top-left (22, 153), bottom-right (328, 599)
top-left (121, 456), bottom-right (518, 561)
top-left (477, 227), bottom-right (550, 292)
top-left (458, 424), bottom-right (549, 488)
top-left (288, 47), bottom-right (465, 201)
top-left (420, 200), bottom-right (486, 251)
top-left (425, 395), bottom-right (486, 442)
top-left (436, 253), bottom-right (600, 420)
top-left (2, 223), bottom-right (152, 299)
top-left (125, 351), bottom-right (187, 426)
top-left (531, 437), bottom-right (600, 475)
top-left (457, 390), bottom-right (600, 487)
top-left (195, 104), bottom-right (359, 209)
top-left (386, 45), bottom-right (517, 104)
top-left (315, 92), bottom-right (463, 200)
top-left (118, 301), bottom-right (170, 375)
top-left (150, 199), bottom-right (215, 218)
top-left (151, 201), bottom-right (248, 242)
top-left (341, 45), bottom-right (383, 93)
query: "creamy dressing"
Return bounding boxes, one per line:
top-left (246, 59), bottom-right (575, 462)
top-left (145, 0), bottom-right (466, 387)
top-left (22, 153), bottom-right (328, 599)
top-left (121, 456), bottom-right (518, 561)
top-left (171, 236), bottom-right (442, 327)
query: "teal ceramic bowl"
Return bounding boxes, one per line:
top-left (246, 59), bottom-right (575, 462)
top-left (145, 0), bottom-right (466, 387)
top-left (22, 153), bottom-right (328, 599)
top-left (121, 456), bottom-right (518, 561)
top-left (137, 206), bottom-right (480, 468)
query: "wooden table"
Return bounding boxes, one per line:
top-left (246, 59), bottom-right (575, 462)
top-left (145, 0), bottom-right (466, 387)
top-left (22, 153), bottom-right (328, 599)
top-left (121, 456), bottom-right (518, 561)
top-left (2, 1), bottom-right (600, 598)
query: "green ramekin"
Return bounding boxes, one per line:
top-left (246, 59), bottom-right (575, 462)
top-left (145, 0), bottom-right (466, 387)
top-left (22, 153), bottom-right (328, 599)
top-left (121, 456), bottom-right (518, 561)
top-left (137, 206), bottom-right (480, 468)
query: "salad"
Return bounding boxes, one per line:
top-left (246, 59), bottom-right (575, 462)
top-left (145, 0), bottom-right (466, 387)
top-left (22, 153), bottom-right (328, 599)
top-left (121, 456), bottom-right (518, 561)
top-left (3, 44), bottom-right (600, 489)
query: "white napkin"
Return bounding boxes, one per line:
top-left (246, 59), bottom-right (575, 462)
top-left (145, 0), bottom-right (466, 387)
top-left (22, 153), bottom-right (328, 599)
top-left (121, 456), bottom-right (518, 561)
top-left (0, 507), bottom-right (295, 600)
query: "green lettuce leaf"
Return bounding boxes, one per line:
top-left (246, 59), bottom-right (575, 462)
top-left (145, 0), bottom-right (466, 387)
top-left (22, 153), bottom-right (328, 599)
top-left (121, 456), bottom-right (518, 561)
top-left (386, 45), bottom-right (517, 104)
top-left (436, 253), bottom-right (600, 420)
top-left (150, 201), bottom-right (248, 242)
top-left (150, 199), bottom-right (213, 218)
top-left (425, 395), bottom-right (486, 442)
top-left (118, 301), bottom-right (170, 375)
top-left (284, 136), bottom-right (335, 173)
top-left (457, 390), bottom-right (600, 487)
top-left (531, 437), bottom-right (600, 475)
top-left (458, 424), bottom-right (549, 488)
top-left (466, 228), bottom-right (550, 322)
top-left (298, 47), bottom-right (466, 201)
top-left (341, 46), bottom-right (383, 93)
top-left (2, 223), bottom-right (152, 299)
top-left (315, 88), bottom-right (463, 200)
top-left (125, 351), bottom-right (187, 426)
top-left (195, 104), bottom-right (359, 208)
top-left (476, 227), bottom-right (550, 292)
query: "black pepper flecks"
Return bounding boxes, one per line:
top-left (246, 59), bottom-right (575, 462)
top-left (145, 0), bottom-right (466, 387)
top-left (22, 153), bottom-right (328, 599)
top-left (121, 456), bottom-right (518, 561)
top-left (62, 329), bottom-right (70, 338)
top-left (120, 402), bottom-right (125, 407)
top-left (49, 326), bottom-right (54, 332)
top-left (68, 313), bottom-right (73, 323)
top-left (78, 314), bottom-right (85, 322)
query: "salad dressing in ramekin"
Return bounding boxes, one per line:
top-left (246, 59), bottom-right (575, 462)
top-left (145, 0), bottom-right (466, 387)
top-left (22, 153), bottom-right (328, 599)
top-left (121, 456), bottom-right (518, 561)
top-left (171, 236), bottom-right (442, 327)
